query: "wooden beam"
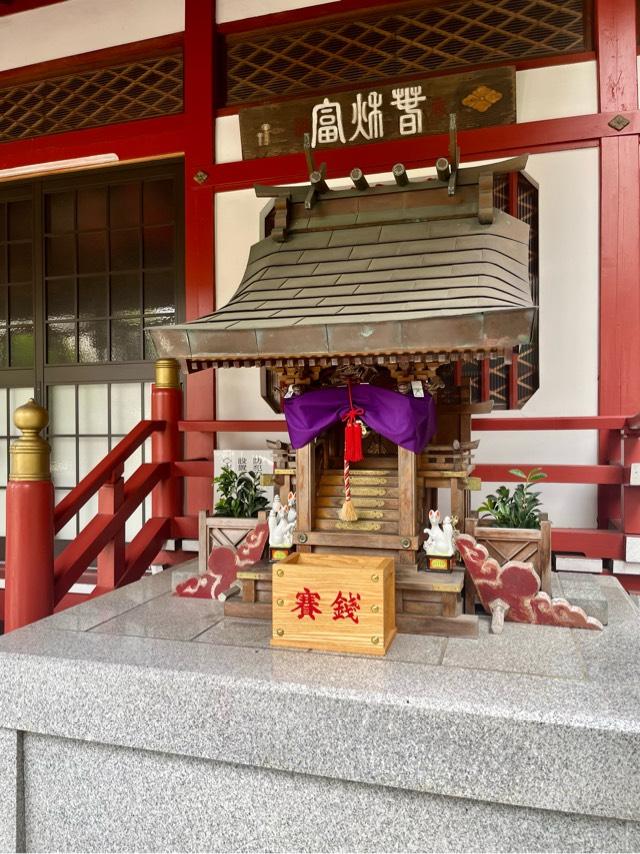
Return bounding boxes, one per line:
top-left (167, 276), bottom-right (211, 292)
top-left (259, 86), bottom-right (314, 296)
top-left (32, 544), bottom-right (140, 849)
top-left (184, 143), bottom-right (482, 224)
top-left (599, 135), bottom-right (640, 418)
top-left (184, 0), bottom-right (217, 516)
top-left (398, 446), bottom-right (418, 562)
top-left (473, 464), bottom-right (624, 485)
top-left (204, 111), bottom-right (636, 192)
top-left (595, 0), bottom-right (640, 531)
top-left (595, 0), bottom-right (638, 112)
top-left (178, 419), bottom-right (287, 432)
top-left (296, 443), bottom-right (315, 534)
top-left (551, 528), bottom-right (624, 560)
top-left (472, 416), bottom-right (628, 430)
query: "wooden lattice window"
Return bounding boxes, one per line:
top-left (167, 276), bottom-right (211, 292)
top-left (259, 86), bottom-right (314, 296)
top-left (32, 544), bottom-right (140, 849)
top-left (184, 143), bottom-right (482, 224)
top-left (0, 51), bottom-right (183, 143)
top-left (442, 172), bottom-right (539, 409)
top-left (223, 0), bottom-right (588, 107)
top-left (44, 171), bottom-right (180, 365)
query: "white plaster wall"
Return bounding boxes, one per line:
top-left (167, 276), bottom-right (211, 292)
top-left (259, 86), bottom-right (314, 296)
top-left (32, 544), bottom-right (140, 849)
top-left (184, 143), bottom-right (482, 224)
top-left (0, 0), bottom-right (340, 71)
top-left (516, 62), bottom-right (597, 123)
top-left (472, 147), bottom-right (600, 529)
top-left (215, 189), bottom-right (290, 450)
top-left (0, 0), bottom-right (185, 71)
top-left (217, 0), bottom-right (338, 24)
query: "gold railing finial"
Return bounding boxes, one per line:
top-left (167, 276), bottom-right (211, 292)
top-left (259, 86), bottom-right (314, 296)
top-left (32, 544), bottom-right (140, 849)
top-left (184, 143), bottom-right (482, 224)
top-left (154, 358), bottom-right (181, 389)
top-left (10, 398), bottom-right (50, 482)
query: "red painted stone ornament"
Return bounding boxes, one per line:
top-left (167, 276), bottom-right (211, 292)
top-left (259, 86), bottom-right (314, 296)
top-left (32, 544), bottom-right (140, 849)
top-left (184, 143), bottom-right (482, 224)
top-left (456, 533), bottom-right (603, 633)
top-left (175, 522), bottom-right (269, 601)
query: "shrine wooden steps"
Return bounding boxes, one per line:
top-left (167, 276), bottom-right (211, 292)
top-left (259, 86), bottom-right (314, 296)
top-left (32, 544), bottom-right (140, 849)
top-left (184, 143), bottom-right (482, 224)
top-left (316, 466), bottom-right (400, 534)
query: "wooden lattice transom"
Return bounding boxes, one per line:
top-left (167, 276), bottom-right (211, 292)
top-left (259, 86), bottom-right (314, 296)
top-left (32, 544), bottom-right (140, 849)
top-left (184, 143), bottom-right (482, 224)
top-left (225, 0), bottom-right (585, 105)
top-left (0, 53), bottom-right (183, 142)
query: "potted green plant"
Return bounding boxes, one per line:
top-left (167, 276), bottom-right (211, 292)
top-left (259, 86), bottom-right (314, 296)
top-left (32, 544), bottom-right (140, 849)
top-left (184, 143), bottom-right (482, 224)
top-left (214, 466), bottom-right (270, 518)
top-left (477, 467), bottom-right (548, 530)
top-left (198, 466), bottom-right (270, 576)
top-left (465, 468), bottom-right (552, 602)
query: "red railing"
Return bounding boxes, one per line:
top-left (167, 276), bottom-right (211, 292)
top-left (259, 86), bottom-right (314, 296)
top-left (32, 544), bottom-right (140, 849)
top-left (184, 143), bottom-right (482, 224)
top-left (4, 370), bottom-right (640, 632)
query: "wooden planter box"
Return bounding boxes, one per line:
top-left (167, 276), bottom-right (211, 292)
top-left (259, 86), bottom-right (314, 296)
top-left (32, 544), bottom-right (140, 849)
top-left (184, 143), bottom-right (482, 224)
top-left (198, 510), bottom-right (267, 576)
top-left (464, 515), bottom-right (551, 612)
top-left (271, 553), bottom-right (396, 656)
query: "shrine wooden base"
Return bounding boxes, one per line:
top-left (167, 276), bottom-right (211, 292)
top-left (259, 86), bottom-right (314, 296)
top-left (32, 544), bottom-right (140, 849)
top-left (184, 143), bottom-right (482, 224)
top-left (226, 561), bottom-right (478, 638)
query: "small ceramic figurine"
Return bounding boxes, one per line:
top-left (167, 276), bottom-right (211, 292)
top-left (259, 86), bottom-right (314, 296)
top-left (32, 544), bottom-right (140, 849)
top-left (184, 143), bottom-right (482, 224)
top-left (423, 509), bottom-right (456, 571)
top-left (269, 491), bottom-right (297, 549)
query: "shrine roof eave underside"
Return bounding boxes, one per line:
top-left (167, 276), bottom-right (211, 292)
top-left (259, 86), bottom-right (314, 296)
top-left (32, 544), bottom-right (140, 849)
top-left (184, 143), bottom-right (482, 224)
top-left (152, 306), bottom-right (535, 371)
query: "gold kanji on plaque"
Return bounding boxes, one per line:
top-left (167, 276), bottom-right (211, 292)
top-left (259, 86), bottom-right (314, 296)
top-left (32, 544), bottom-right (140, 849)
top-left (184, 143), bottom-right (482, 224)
top-left (462, 85), bottom-right (503, 113)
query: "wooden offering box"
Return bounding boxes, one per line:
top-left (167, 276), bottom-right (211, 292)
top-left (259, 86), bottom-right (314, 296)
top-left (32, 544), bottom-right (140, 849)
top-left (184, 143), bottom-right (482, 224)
top-left (271, 553), bottom-right (396, 656)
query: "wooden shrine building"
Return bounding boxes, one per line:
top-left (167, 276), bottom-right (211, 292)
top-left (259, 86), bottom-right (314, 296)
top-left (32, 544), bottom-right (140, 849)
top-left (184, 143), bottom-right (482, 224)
top-left (152, 149), bottom-right (535, 627)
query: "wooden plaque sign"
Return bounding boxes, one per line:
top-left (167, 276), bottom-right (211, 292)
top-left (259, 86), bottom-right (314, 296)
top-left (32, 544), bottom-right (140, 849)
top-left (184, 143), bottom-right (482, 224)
top-left (271, 552), bottom-right (396, 655)
top-left (240, 66), bottom-right (515, 160)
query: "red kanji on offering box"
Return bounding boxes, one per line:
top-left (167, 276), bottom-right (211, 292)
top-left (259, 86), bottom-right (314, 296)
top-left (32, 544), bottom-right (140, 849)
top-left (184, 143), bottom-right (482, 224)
top-left (291, 587), bottom-right (322, 620)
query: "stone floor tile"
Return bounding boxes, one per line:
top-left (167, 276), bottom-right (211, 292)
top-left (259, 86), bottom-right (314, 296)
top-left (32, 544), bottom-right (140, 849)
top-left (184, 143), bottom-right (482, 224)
top-left (38, 569), bottom-right (175, 632)
top-left (89, 592), bottom-right (223, 641)
top-left (383, 632), bottom-right (446, 665)
top-left (195, 618), bottom-right (272, 648)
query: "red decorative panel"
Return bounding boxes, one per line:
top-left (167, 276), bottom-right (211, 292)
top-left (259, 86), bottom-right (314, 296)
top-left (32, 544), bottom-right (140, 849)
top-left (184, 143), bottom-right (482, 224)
top-left (0, 53), bottom-right (183, 142)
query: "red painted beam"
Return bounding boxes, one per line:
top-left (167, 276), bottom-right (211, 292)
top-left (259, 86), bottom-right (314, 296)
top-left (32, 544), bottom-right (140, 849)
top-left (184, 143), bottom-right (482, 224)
top-left (0, 0), bottom-right (65, 15)
top-left (596, 0), bottom-right (640, 529)
top-left (179, 419), bottom-right (287, 433)
top-left (599, 135), bottom-right (640, 418)
top-left (173, 460), bottom-right (214, 478)
top-left (184, 0), bottom-right (217, 516)
top-left (205, 111), bottom-right (638, 192)
top-left (552, 528), bottom-right (624, 560)
top-left (0, 114), bottom-right (186, 170)
top-left (171, 515), bottom-right (199, 540)
top-left (55, 420), bottom-right (163, 532)
top-left (473, 464), bottom-right (624, 485)
top-left (53, 462), bottom-right (168, 603)
top-left (596, 0), bottom-right (638, 112)
top-left (472, 416), bottom-right (627, 431)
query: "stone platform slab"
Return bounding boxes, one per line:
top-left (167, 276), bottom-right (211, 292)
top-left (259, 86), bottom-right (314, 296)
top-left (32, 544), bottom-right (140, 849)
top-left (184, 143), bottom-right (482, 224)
top-left (551, 570), bottom-right (609, 625)
top-left (0, 563), bottom-right (639, 851)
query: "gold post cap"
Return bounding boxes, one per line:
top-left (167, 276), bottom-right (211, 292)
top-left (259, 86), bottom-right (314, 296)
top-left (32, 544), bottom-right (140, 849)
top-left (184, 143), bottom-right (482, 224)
top-left (154, 358), bottom-right (181, 389)
top-left (10, 399), bottom-right (51, 482)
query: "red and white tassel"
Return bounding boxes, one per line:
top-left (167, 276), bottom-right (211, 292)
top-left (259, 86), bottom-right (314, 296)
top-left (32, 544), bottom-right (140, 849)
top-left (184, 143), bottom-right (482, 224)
top-left (339, 382), bottom-right (364, 522)
top-left (339, 457), bottom-right (358, 522)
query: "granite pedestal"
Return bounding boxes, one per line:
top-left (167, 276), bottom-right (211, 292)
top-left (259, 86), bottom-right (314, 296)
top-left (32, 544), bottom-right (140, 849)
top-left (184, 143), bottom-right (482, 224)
top-left (0, 564), bottom-right (639, 852)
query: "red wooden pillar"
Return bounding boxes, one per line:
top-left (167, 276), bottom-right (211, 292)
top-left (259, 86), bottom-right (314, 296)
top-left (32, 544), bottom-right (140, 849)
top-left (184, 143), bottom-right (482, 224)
top-left (184, 0), bottom-right (217, 515)
top-left (595, 0), bottom-right (640, 529)
top-left (151, 359), bottom-right (183, 519)
top-left (96, 464), bottom-right (125, 590)
top-left (4, 399), bottom-right (54, 633)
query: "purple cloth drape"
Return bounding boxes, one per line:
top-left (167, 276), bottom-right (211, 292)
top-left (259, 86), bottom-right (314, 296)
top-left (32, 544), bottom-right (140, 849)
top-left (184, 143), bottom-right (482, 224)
top-left (283, 385), bottom-right (436, 453)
